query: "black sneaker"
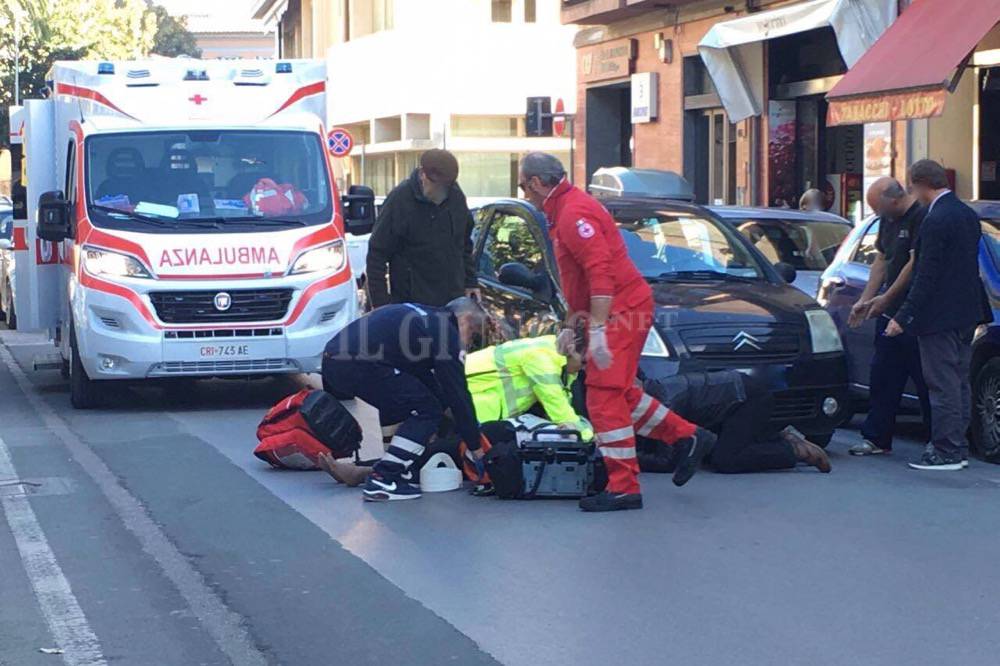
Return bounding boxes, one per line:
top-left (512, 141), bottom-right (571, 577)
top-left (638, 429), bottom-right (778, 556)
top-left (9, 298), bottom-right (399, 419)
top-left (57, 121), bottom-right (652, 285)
top-left (579, 491), bottom-right (643, 512)
top-left (399, 468), bottom-right (420, 487)
top-left (672, 427), bottom-right (716, 487)
top-left (908, 449), bottom-right (964, 471)
top-left (362, 473), bottom-right (422, 501)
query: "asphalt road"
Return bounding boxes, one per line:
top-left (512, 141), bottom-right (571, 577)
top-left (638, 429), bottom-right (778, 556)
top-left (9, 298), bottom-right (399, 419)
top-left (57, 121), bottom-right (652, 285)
top-left (2, 328), bottom-right (1000, 666)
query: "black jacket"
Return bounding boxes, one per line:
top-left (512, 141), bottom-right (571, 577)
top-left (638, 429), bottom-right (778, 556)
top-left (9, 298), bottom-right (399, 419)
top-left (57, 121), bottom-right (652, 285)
top-left (895, 193), bottom-right (993, 335)
top-left (324, 304), bottom-right (480, 450)
top-left (366, 169), bottom-right (477, 308)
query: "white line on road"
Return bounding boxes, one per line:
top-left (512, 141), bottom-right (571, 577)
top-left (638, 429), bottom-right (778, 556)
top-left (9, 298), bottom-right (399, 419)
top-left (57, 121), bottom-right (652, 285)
top-left (0, 344), bottom-right (270, 666)
top-left (0, 436), bottom-right (107, 666)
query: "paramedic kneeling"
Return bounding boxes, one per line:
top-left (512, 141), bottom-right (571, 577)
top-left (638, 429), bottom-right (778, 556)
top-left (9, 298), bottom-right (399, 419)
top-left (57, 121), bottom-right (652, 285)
top-left (519, 152), bottom-right (716, 512)
top-left (321, 297), bottom-right (488, 501)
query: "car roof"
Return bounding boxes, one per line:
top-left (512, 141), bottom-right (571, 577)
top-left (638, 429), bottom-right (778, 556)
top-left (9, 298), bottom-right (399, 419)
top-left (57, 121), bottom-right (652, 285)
top-left (968, 200), bottom-right (1000, 219)
top-left (709, 205), bottom-right (851, 224)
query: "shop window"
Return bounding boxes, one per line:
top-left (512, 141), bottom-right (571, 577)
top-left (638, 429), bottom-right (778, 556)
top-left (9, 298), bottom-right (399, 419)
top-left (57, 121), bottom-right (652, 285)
top-left (492, 0), bottom-right (512, 22)
top-left (683, 56), bottom-right (717, 97)
top-left (684, 109), bottom-right (736, 205)
top-left (451, 116), bottom-right (519, 138)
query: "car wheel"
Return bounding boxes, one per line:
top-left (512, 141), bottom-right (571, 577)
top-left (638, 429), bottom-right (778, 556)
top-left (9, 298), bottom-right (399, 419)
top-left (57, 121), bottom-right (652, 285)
top-left (69, 322), bottom-right (104, 409)
top-left (972, 358), bottom-right (1000, 462)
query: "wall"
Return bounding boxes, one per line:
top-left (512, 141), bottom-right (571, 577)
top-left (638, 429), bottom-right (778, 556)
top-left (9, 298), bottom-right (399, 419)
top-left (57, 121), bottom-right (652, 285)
top-left (926, 62), bottom-right (976, 200)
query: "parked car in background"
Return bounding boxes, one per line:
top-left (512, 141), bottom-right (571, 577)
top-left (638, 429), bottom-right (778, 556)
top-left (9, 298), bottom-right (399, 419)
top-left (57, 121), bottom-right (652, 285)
top-left (818, 202), bottom-right (1000, 461)
top-left (0, 203), bottom-right (14, 329)
top-left (471, 168), bottom-right (849, 447)
top-left (714, 206), bottom-right (853, 298)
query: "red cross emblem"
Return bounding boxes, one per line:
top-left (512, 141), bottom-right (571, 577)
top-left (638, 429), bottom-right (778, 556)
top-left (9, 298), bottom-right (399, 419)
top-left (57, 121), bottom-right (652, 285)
top-left (189, 94), bottom-right (208, 105)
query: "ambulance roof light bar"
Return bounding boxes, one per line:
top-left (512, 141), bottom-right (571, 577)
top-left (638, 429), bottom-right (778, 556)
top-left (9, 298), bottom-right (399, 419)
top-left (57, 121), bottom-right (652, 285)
top-left (184, 68), bottom-right (209, 81)
top-left (97, 62), bottom-right (115, 75)
top-left (275, 62), bottom-right (292, 74)
top-left (588, 167), bottom-right (695, 202)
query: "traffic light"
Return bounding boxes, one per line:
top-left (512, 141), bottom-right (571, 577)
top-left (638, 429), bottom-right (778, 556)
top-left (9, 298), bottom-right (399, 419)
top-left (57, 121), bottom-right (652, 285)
top-left (526, 96), bottom-right (552, 137)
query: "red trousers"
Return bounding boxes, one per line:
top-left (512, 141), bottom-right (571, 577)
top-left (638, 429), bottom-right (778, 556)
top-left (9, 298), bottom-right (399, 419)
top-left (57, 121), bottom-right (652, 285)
top-left (586, 298), bottom-right (696, 494)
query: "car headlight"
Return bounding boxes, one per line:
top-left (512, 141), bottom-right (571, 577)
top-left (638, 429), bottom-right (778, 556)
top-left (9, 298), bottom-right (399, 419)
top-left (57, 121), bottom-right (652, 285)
top-left (805, 309), bottom-right (843, 354)
top-left (289, 241), bottom-right (346, 275)
top-left (641, 327), bottom-right (671, 358)
top-left (83, 246), bottom-right (152, 279)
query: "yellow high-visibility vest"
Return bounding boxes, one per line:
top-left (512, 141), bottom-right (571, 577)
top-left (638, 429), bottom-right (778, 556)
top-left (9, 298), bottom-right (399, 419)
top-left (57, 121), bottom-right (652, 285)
top-left (465, 335), bottom-right (592, 439)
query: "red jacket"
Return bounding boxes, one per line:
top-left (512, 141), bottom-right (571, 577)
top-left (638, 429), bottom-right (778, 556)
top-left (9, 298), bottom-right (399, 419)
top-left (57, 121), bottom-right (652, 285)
top-left (542, 179), bottom-right (650, 316)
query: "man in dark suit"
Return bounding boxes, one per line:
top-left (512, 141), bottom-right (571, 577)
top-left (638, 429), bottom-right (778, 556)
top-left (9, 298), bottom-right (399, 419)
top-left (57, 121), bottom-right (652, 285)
top-left (887, 160), bottom-right (993, 470)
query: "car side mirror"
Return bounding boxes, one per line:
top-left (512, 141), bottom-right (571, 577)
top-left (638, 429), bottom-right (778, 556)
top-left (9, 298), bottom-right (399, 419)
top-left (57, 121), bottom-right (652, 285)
top-left (341, 185), bottom-right (375, 236)
top-left (0, 239), bottom-right (12, 251)
top-left (38, 190), bottom-right (71, 242)
top-left (774, 261), bottom-right (797, 284)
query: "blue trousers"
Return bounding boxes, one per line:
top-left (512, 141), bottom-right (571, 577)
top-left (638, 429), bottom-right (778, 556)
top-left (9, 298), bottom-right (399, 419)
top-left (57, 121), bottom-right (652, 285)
top-left (321, 357), bottom-right (442, 477)
top-left (860, 317), bottom-right (931, 449)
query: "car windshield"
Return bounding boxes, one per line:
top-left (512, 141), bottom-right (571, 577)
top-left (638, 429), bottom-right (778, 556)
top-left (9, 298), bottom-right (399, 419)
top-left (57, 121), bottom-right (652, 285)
top-left (85, 130), bottom-right (331, 230)
top-left (614, 210), bottom-right (764, 280)
top-left (732, 218), bottom-right (850, 271)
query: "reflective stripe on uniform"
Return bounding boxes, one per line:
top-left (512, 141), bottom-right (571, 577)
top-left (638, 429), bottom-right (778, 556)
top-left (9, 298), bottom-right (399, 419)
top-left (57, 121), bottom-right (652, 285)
top-left (596, 425), bottom-right (635, 444)
top-left (636, 404), bottom-right (670, 436)
top-left (389, 435), bottom-right (425, 455)
top-left (381, 452), bottom-right (410, 467)
top-left (600, 446), bottom-right (637, 460)
top-left (631, 392), bottom-right (654, 421)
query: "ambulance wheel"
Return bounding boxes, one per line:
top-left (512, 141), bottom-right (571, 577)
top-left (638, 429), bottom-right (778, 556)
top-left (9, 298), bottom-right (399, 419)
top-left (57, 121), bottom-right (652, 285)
top-left (69, 323), bottom-right (104, 409)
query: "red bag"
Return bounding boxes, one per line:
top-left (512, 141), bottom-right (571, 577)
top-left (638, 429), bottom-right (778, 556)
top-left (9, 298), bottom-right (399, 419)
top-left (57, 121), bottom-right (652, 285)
top-left (254, 389), bottom-right (362, 470)
top-left (243, 178), bottom-right (309, 216)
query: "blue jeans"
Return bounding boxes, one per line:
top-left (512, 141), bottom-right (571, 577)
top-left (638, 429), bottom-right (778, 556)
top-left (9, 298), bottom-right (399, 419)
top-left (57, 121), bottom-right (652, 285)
top-left (860, 317), bottom-right (931, 449)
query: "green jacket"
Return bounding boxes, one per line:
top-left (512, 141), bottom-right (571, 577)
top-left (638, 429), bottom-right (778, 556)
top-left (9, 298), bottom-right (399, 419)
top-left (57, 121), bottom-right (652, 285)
top-left (465, 336), bottom-right (592, 439)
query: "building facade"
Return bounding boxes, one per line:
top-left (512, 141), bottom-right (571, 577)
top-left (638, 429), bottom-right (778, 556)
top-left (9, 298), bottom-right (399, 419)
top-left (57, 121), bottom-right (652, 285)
top-left (252, 0), bottom-right (577, 198)
top-left (563, 0), bottom-right (1000, 218)
top-left (159, 0), bottom-right (274, 60)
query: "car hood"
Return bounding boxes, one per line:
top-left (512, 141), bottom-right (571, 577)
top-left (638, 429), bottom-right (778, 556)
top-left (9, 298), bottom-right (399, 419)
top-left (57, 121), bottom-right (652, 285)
top-left (650, 279), bottom-right (818, 328)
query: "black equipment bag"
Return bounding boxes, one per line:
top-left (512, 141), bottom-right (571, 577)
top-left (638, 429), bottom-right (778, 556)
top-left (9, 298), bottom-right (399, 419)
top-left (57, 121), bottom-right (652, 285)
top-left (299, 390), bottom-right (363, 459)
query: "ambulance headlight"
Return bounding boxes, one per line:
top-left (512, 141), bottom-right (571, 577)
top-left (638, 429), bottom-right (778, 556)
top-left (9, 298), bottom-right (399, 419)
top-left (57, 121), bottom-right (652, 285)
top-left (289, 241), bottom-right (346, 275)
top-left (806, 309), bottom-right (843, 354)
top-left (641, 327), bottom-right (671, 358)
top-left (83, 246), bottom-right (152, 279)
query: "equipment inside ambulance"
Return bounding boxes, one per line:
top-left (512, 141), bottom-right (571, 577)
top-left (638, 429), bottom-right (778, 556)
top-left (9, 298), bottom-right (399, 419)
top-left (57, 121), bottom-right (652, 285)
top-left (16, 59), bottom-right (376, 409)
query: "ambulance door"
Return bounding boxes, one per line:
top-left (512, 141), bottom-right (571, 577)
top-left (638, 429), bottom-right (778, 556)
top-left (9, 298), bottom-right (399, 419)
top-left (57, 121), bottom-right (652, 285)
top-left (15, 99), bottom-right (62, 333)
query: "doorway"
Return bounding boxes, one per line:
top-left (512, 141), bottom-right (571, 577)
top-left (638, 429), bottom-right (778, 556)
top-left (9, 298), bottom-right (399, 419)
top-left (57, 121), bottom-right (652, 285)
top-left (585, 82), bottom-right (632, 182)
top-left (685, 108), bottom-right (737, 205)
top-left (980, 67), bottom-right (1000, 200)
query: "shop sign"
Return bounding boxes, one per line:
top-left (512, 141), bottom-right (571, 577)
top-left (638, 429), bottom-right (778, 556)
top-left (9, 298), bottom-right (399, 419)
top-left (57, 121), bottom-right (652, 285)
top-left (827, 88), bottom-right (948, 126)
top-left (631, 72), bottom-right (658, 123)
top-left (581, 38), bottom-right (637, 84)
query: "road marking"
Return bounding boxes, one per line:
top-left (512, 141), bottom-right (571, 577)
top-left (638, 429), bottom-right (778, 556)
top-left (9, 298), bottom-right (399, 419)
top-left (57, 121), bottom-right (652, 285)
top-left (0, 344), bottom-right (270, 666)
top-left (0, 437), bottom-right (107, 666)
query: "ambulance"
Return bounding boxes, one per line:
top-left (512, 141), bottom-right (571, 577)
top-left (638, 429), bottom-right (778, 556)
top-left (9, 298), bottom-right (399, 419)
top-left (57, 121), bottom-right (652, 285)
top-left (9, 59), bottom-right (374, 408)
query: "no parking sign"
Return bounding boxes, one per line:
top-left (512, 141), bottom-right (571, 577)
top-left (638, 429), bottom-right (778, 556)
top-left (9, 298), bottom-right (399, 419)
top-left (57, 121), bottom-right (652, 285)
top-left (327, 127), bottom-right (353, 158)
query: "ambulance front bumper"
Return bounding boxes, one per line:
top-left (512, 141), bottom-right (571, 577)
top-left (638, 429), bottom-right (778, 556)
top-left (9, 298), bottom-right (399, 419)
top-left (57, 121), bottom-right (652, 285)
top-left (73, 272), bottom-right (357, 380)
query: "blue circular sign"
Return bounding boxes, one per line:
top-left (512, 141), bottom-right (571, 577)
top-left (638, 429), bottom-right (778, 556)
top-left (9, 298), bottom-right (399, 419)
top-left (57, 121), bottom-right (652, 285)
top-left (327, 128), bottom-right (353, 157)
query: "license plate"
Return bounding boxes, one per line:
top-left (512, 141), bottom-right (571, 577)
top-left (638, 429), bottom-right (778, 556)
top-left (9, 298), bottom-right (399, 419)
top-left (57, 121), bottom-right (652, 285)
top-left (198, 344), bottom-right (250, 358)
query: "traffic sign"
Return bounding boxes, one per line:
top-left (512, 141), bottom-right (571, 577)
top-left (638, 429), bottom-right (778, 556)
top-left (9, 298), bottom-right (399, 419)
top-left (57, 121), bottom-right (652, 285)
top-left (327, 127), bottom-right (354, 157)
top-left (553, 98), bottom-right (566, 136)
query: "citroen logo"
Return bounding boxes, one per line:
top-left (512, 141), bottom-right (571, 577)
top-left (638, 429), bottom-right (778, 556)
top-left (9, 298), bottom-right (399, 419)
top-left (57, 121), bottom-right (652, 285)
top-left (213, 292), bottom-right (232, 312)
top-left (733, 331), bottom-right (762, 351)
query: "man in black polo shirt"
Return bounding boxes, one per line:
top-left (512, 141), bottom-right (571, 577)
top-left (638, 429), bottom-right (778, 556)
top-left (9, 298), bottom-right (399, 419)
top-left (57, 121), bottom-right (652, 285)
top-left (847, 177), bottom-right (930, 456)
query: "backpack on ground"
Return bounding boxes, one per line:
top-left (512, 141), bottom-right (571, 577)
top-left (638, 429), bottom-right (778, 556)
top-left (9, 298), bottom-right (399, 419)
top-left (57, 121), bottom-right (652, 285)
top-left (254, 389), bottom-right (362, 470)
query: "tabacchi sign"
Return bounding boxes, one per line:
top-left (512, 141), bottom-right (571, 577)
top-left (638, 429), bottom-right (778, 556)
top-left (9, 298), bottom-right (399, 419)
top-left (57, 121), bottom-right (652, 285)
top-left (827, 88), bottom-right (948, 126)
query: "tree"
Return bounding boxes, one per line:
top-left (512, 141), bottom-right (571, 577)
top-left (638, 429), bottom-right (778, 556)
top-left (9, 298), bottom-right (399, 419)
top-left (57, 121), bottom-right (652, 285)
top-left (0, 1), bottom-right (199, 149)
top-left (150, 6), bottom-right (202, 59)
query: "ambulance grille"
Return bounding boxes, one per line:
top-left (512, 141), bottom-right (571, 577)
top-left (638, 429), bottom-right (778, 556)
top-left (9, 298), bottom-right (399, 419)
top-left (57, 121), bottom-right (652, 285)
top-left (152, 358), bottom-right (296, 375)
top-left (149, 289), bottom-right (293, 324)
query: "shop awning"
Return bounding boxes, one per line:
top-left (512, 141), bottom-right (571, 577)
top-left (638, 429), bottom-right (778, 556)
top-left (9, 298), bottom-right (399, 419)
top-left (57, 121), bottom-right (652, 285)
top-left (698, 0), bottom-right (896, 123)
top-left (826, 0), bottom-right (1000, 126)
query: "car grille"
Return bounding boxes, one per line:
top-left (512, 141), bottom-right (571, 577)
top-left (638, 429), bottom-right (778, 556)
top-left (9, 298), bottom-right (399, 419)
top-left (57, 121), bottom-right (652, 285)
top-left (679, 324), bottom-right (802, 364)
top-left (770, 390), bottom-right (820, 421)
top-left (149, 289), bottom-right (293, 324)
top-left (150, 358), bottom-right (296, 375)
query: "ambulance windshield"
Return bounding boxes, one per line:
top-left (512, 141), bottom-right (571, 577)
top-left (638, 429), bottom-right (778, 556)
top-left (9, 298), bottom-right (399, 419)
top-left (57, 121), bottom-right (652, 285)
top-left (85, 130), bottom-right (332, 230)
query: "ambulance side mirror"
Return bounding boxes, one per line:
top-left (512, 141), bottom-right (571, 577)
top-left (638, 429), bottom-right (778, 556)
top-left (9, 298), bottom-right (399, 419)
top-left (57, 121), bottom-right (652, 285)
top-left (38, 190), bottom-right (71, 242)
top-left (342, 185), bottom-right (375, 236)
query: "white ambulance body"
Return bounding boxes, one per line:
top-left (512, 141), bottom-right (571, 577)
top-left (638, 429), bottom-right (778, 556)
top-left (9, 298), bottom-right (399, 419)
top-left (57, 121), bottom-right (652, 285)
top-left (13, 59), bottom-right (374, 408)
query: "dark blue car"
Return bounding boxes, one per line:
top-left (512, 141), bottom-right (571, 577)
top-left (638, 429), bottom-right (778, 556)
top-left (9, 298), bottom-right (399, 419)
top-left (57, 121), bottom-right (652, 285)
top-left (817, 201), bottom-right (1000, 461)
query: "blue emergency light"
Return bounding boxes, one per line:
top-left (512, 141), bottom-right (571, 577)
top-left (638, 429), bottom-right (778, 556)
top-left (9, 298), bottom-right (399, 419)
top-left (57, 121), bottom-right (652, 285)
top-left (97, 62), bottom-right (115, 75)
top-left (275, 62), bottom-right (293, 74)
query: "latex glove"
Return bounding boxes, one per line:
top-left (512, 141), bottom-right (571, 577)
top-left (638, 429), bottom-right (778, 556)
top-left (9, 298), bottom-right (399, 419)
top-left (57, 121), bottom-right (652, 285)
top-left (588, 325), bottom-right (613, 370)
top-left (556, 327), bottom-right (576, 356)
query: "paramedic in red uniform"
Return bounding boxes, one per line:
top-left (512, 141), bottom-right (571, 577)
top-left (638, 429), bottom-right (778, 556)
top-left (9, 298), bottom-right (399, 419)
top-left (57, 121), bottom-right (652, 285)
top-left (518, 153), bottom-right (716, 512)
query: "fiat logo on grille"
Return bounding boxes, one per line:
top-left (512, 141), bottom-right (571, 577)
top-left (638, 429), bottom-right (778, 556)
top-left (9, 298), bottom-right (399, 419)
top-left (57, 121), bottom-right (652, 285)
top-left (213, 292), bottom-right (232, 312)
